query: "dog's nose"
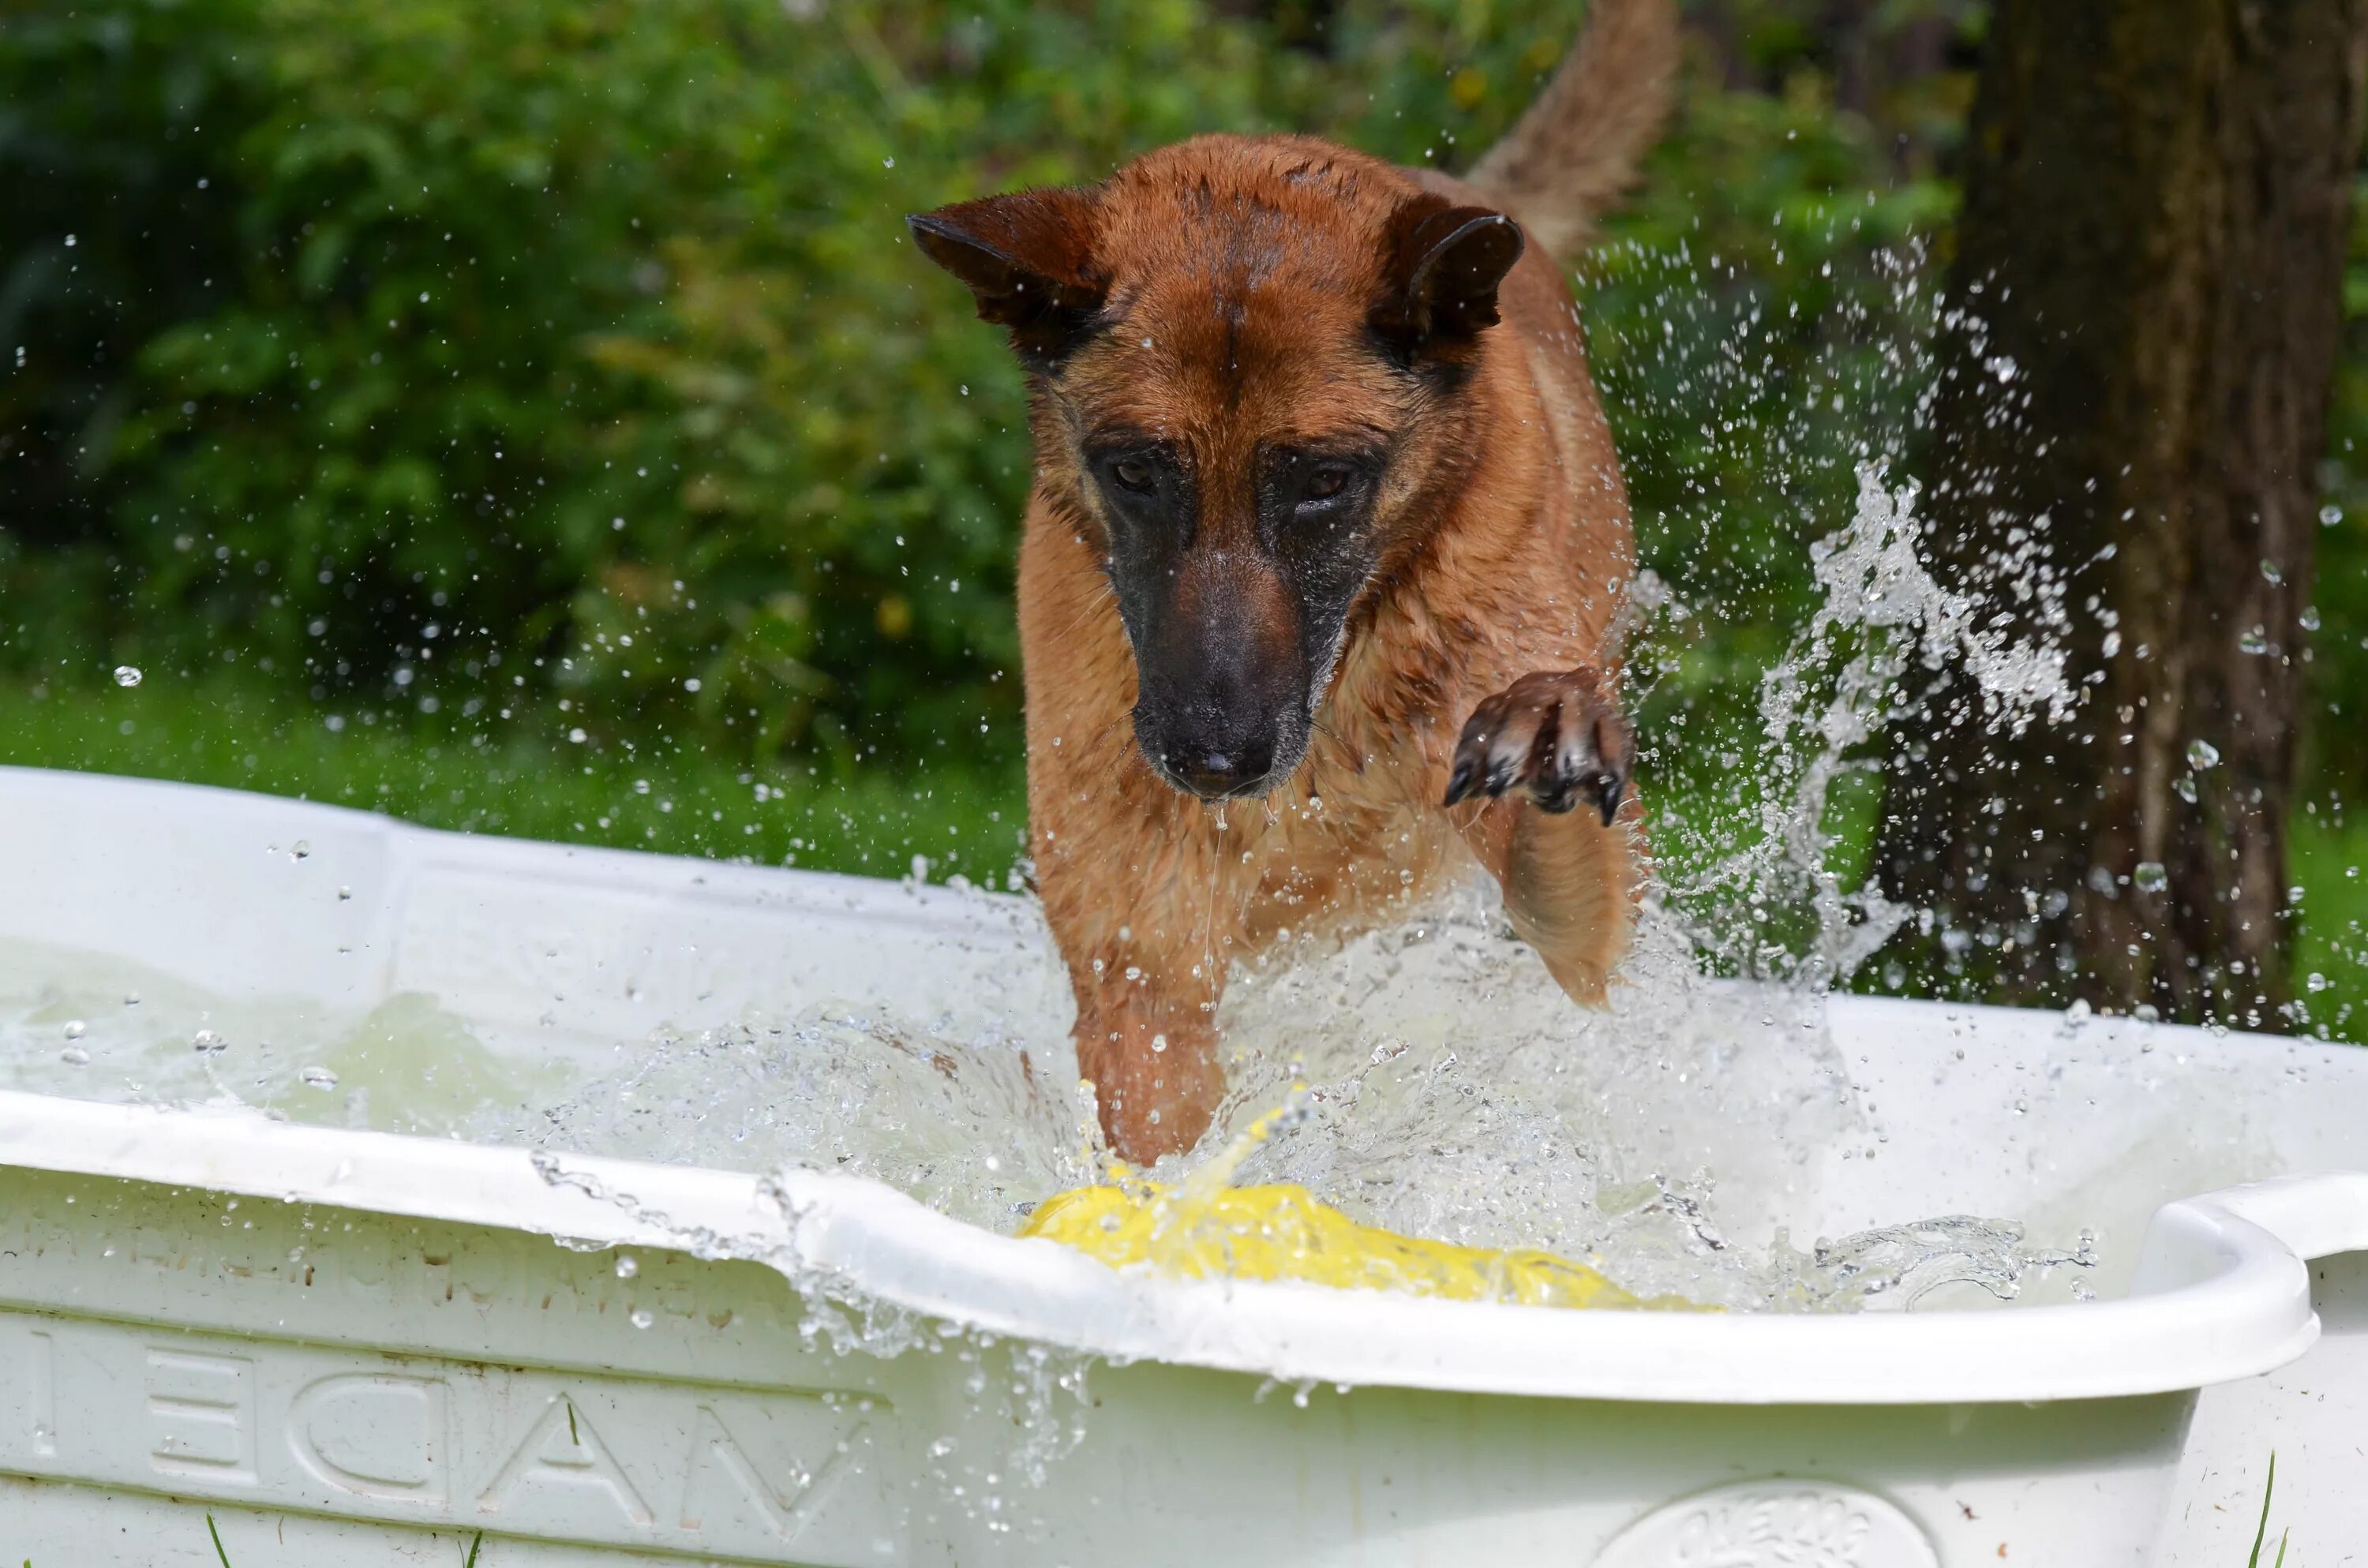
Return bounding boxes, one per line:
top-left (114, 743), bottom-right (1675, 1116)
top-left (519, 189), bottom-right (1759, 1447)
top-left (1177, 743), bottom-right (1271, 797)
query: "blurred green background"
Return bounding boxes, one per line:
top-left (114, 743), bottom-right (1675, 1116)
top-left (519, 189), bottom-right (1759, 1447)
top-left (5, 0), bottom-right (2366, 1030)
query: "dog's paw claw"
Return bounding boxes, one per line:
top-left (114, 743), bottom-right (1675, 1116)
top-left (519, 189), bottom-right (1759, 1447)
top-left (1594, 770), bottom-right (1626, 827)
top-left (1441, 759), bottom-right (1478, 806)
top-left (1445, 669), bottom-right (1632, 823)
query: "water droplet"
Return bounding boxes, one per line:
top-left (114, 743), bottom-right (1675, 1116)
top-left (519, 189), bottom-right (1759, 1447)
top-left (614, 1255), bottom-right (639, 1279)
top-left (290, 839), bottom-right (311, 861)
top-left (2174, 776), bottom-right (2199, 803)
top-left (2322, 503), bottom-right (2344, 527)
top-left (568, 727), bottom-right (587, 744)
top-left (300, 1065), bottom-right (339, 1091)
top-left (1149, 1033), bottom-right (1167, 1053)
top-left (2260, 559), bottom-right (2284, 586)
top-left (2301, 604), bottom-right (2323, 632)
top-left (191, 1028), bottom-right (226, 1053)
top-left (123, 991), bottom-right (141, 1007)
top-left (929, 1437), bottom-right (957, 1458)
top-left (629, 1308), bottom-right (654, 1329)
top-left (2307, 971), bottom-right (2331, 993)
top-left (2133, 862), bottom-right (2168, 893)
top-left (337, 885), bottom-right (352, 901)
top-left (2186, 739), bottom-right (2221, 769)
top-left (59, 1046), bottom-right (89, 1066)
top-left (2238, 626), bottom-right (2269, 654)
top-left (62, 1020), bottom-right (85, 1040)
top-left (113, 665), bottom-right (143, 687)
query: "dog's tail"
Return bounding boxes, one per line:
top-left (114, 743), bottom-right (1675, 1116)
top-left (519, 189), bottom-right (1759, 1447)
top-left (1464, 0), bottom-right (1680, 264)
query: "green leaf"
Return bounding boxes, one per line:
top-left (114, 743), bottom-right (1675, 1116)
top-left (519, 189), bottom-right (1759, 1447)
top-left (2246, 1451), bottom-right (2277, 1568)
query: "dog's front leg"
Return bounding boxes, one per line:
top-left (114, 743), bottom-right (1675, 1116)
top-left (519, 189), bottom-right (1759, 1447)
top-left (1441, 668), bottom-right (1643, 1001)
top-left (1067, 948), bottom-right (1227, 1166)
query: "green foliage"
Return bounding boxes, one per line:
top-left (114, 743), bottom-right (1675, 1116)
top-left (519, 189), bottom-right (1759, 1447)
top-left (2, 0), bottom-right (1298, 766)
top-left (2294, 806), bottom-right (2368, 1037)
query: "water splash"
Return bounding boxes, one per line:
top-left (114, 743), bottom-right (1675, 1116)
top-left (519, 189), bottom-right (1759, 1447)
top-left (516, 1000), bottom-right (1090, 1228)
top-left (1658, 464), bottom-right (2071, 990)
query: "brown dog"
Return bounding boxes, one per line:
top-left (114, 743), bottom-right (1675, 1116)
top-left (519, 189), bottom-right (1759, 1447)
top-left (912, 0), bottom-right (1678, 1164)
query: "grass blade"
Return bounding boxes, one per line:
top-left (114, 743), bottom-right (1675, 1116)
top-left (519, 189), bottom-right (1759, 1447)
top-left (206, 1514), bottom-right (233, 1568)
top-left (2246, 1451), bottom-right (2277, 1568)
top-left (463, 1530), bottom-right (485, 1567)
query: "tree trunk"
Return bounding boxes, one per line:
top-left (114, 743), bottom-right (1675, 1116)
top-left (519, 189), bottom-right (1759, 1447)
top-left (1875, 0), bottom-right (2368, 1027)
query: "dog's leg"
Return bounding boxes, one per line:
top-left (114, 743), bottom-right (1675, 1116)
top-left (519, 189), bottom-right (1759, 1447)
top-left (1067, 949), bottom-right (1228, 1166)
top-left (1037, 834), bottom-right (1236, 1163)
top-left (1014, 496), bottom-right (1243, 1165)
top-left (1442, 667), bottom-right (1643, 1001)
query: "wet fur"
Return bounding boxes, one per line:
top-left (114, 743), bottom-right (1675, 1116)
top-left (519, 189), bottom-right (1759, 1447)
top-left (916, 2), bottom-right (1676, 1162)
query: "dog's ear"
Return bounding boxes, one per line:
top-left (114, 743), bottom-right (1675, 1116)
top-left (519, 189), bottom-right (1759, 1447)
top-left (1372, 197), bottom-right (1526, 354)
top-left (909, 189), bottom-right (1107, 369)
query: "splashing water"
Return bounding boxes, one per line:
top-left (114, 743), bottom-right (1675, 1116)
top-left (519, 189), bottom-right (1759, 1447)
top-left (1661, 463), bottom-right (2072, 990)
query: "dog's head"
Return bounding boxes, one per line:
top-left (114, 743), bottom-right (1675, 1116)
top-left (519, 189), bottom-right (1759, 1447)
top-left (912, 137), bottom-right (1522, 800)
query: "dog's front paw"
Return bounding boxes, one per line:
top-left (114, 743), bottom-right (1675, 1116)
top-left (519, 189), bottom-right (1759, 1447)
top-left (1442, 669), bottom-right (1632, 825)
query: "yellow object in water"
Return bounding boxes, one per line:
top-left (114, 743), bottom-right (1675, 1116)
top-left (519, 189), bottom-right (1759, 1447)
top-left (1021, 1177), bottom-right (1660, 1309)
top-left (1021, 1094), bottom-right (1692, 1310)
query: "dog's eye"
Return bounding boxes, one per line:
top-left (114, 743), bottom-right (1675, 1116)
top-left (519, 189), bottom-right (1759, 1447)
top-left (1111, 458), bottom-right (1156, 493)
top-left (1302, 465), bottom-right (1351, 503)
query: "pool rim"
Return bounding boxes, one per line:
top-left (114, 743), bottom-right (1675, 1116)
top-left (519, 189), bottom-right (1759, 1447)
top-left (0, 1086), bottom-right (2340, 1407)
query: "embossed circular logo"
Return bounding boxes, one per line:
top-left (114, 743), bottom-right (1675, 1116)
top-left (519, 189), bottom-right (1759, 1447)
top-left (1592, 1480), bottom-right (1939, 1567)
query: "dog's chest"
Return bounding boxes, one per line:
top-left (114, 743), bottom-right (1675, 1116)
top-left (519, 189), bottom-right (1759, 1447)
top-left (1224, 750), bottom-right (1467, 948)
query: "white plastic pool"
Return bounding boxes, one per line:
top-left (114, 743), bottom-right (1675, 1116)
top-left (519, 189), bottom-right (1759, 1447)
top-left (2, 765), bottom-right (2364, 1565)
